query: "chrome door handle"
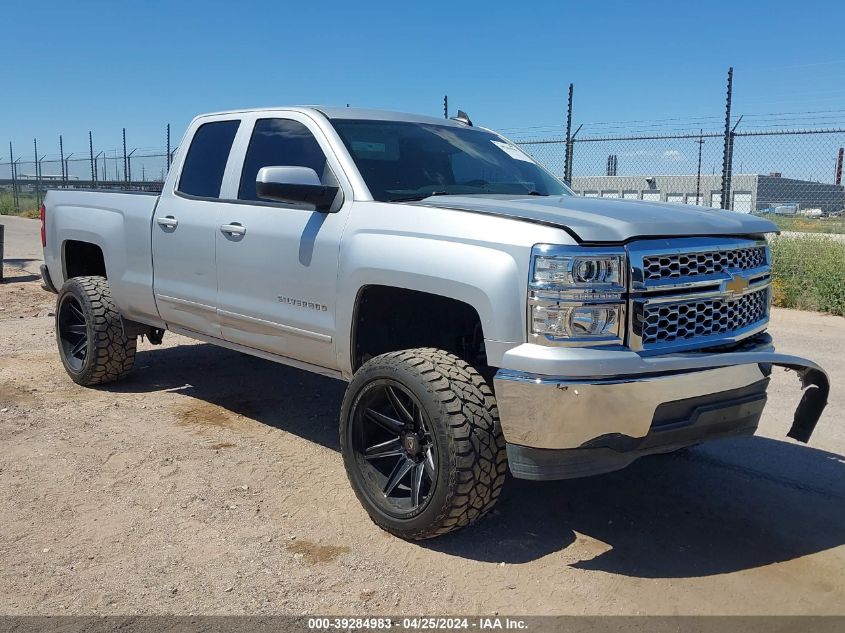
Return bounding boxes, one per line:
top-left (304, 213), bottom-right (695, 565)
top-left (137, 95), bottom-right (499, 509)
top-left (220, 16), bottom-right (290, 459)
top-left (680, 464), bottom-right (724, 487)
top-left (156, 216), bottom-right (178, 229)
top-left (220, 223), bottom-right (246, 236)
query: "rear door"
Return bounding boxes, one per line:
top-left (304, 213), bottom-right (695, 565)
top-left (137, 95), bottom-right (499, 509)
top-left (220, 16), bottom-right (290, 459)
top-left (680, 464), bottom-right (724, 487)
top-left (151, 118), bottom-right (240, 337)
top-left (213, 112), bottom-right (351, 370)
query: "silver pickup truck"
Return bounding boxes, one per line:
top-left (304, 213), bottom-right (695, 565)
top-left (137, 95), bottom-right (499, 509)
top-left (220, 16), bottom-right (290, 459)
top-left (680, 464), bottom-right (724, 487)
top-left (41, 106), bottom-right (829, 540)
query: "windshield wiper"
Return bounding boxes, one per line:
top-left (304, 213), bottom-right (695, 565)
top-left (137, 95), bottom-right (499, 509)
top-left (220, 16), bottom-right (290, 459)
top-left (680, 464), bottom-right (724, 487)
top-left (389, 191), bottom-right (454, 203)
top-left (391, 190), bottom-right (548, 202)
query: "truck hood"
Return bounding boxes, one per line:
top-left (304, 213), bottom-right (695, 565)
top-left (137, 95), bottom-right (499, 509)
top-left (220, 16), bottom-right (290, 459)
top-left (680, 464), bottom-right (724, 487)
top-left (414, 194), bottom-right (778, 243)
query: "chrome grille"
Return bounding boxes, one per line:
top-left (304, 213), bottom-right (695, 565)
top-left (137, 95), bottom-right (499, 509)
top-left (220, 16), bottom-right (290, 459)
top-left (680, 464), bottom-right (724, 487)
top-left (640, 287), bottom-right (769, 346)
top-left (628, 238), bottom-right (772, 353)
top-left (642, 245), bottom-right (767, 281)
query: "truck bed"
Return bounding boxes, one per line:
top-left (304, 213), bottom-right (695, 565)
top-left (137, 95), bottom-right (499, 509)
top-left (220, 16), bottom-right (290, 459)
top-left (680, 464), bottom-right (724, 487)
top-left (42, 188), bottom-right (163, 327)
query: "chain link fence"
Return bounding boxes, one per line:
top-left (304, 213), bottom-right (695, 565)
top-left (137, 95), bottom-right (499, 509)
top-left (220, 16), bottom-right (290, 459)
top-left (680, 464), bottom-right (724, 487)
top-left (1, 126), bottom-right (175, 215)
top-left (1, 152), bottom-right (170, 216)
top-left (513, 126), bottom-right (845, 315)
top-left (1, 107), bottom-right (843, 314)
top-left (3, 122), bottom-right (844, 227)
top-left (514, 128), bottom-right (845, 223)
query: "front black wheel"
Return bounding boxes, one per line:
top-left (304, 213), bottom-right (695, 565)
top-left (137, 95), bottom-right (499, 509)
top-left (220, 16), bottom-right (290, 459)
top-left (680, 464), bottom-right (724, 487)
top-left (56, 276), bottom-right (137, 386)
top-left (340, 348), bottom-right (507, 540)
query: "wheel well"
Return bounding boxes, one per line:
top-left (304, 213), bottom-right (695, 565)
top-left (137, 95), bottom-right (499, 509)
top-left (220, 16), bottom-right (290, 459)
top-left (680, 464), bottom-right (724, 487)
top-left (352, 286), bottom-right (488, 373)
top-left (64, 241), bottom-right (106, 280)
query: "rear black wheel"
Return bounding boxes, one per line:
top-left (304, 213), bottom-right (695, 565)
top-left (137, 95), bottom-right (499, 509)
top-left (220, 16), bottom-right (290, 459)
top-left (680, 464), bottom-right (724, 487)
top-left (57, 293), bottom-right (89, 373)
top-left (340, 348), bottom-right (507, 540)
top-left (55, 276), bottom-right (137, 386)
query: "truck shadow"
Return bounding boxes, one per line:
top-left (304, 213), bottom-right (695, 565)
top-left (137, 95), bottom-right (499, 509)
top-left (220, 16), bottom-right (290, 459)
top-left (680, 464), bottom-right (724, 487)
top-left (112, 342), bottom-right (845, 579)
top-left (427, 441), bottom-right (845, 577)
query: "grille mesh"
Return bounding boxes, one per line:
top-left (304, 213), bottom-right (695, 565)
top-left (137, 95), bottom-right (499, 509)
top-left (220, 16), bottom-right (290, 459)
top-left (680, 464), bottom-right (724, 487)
top-left (641, 287), bottom-right (769, 346)
top-left (643, 246), bottom-right (767, 281)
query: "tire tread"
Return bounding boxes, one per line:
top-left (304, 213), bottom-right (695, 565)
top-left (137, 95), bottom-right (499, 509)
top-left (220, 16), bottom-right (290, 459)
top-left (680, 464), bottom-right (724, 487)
top-left (341, 348), bottom-right (507, 540)
top-left (57, 276), bottom-right (136, 386)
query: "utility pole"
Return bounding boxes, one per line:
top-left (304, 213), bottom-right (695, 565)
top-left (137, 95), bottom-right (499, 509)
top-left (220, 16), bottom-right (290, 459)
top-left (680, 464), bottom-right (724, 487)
top-left (166, 124), bottom-right (171, 170)
top-left (695, 130), bottom-right (705, 204)
top-left (443, 95), bottom-right (448, 119)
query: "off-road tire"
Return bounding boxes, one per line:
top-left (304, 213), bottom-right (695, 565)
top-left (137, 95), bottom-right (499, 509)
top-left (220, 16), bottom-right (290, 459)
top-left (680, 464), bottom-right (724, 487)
top-left (340, 348), bottom-right (508, 540)
top-left (55, 276), bottom-right (136, 386)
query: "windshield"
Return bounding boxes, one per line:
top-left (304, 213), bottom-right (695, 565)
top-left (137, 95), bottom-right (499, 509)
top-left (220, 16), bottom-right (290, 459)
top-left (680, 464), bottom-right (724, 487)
top-left (330, 119), bottom-right (572, 202)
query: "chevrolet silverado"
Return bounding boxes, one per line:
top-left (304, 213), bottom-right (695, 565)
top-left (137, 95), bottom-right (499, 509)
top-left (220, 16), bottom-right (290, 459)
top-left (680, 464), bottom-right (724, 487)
top-left (41, 107), bottom-right (829, 539)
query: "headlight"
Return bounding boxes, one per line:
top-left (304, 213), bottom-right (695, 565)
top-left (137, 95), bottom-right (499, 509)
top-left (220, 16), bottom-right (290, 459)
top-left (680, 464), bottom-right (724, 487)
top-left (529, 245), bottom-right (627, 346)
top-left (531, 304), bottom-right (622, 339)
top-left (533, 253), bottom-right (624, 289)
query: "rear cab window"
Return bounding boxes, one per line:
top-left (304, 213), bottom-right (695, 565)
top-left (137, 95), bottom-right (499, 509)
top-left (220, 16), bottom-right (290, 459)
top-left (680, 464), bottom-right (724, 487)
top-left (177, 120), bottom-right (240, 198)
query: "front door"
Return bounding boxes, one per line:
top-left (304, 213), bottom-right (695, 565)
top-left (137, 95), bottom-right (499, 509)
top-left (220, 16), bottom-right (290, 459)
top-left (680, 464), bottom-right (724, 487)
top-left (214, 114), bottom-right (350, 371)
top-left (151, 118), bottom-right (240, 338)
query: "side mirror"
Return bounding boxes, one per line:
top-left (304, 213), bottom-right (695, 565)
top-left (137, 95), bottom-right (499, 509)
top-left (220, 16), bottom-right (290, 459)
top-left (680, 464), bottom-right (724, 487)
top-left (255, 166), bottom-right (339, 212)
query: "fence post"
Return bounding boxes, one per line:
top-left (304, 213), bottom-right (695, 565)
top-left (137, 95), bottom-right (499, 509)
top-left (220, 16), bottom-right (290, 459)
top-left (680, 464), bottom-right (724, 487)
top-left (720, 67), bottom-right (733, 209)
top-left (13, 159), bottom-right (20, 212)
top-left (64, 153), bottom-right (73, 184)
top-left (123, 128), bottom-right (128, 183)
top-left (89, 131), bottom-right (95, 185)
top-left (9, 142), bottom-right (19, 213)
top-left (34, 138), bottom-right (42, 209)
top-left (695, 130), bottom-right (704, 203)
top-left (128, 149), bottom-right (137, 185)
top-left (563, 83), bottom-right (574, 184)
top-left (59, 135), bottom-right (65, 185)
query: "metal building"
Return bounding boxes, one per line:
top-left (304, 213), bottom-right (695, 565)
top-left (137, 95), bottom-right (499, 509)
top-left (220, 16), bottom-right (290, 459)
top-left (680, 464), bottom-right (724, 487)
top-left (570, 173), bottom-right (845, 214)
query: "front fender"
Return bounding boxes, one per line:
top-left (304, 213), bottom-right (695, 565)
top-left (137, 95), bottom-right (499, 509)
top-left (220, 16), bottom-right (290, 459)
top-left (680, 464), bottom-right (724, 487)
top-left (336, 231), bottom-right (527, 377)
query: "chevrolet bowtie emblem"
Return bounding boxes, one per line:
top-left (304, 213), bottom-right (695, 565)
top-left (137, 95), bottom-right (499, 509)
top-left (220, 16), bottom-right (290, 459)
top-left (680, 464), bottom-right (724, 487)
top-left (724, 273), bottom-right (750, 296)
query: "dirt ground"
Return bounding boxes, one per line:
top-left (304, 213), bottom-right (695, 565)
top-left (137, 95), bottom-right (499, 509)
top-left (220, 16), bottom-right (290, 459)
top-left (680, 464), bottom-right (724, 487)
top-left (2, 262), bottom-right (845, 616)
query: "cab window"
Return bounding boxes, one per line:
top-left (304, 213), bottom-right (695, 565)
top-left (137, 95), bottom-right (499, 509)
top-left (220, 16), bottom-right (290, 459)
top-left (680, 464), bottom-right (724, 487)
top-left (238, 118), bottom-right (329, 201)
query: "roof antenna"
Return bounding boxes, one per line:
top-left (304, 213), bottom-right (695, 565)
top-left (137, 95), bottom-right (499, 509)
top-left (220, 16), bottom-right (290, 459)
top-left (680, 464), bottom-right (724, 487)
top-left (451, 110), bottom-right (473, 126)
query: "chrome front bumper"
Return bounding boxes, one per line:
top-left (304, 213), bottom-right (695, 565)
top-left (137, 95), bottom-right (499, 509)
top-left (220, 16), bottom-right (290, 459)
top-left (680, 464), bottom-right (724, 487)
top-left (493, 335), bottom-right (829, 477)
top-left (495, 363), bottom-right (767, 450)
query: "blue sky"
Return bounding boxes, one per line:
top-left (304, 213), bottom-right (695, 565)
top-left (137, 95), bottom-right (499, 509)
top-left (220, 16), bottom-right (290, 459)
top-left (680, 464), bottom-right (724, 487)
top-left (4, 0), bottom-right (845, 158)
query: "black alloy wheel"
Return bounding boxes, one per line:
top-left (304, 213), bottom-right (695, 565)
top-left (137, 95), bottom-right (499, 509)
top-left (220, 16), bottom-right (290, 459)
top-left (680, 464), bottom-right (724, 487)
top-left (57, 293), bottom-right (89, 372)
top-left (348, 379), bottom-right (438, 515)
